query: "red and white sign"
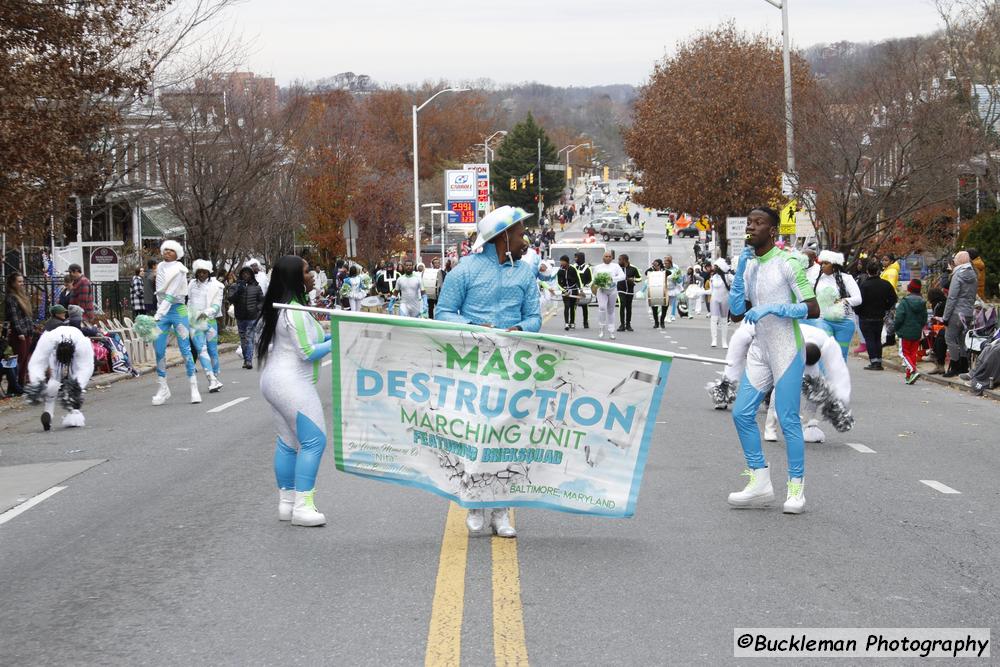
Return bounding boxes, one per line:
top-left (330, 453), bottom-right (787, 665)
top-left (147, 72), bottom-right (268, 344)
top-left (463, 163), bottom-right (491, 212)
top-left (445, 170), bottom-right (477, 200)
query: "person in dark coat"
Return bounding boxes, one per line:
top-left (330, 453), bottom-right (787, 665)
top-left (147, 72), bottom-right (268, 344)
top-left (856, 259), bottom-right (898, 370)
top-left (227, 266), bottom-right (264, 369)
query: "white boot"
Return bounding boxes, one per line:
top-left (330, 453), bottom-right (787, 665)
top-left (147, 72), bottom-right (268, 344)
top-left (490, 508), bottom-right (517, 538)
top-left (710, 316), bottom-right (719, 347)
top-left (291, 489), bottom-right (326, 526)
top-left (62, 409), bottom-right (85, 428)
top-left (783, 477), bottom-right (805, 514)
top-left (728, 467), bottom-right (774, 507)
top-left (803, 419), bottom-right (825, 443)
top-left (189, 376), bottom-right (202, 404)
top-left (152, 377), bottom-right (170, 406)
top-left (207, 373), bottom-right (223, 393)
top-left (466, 508), bottom-right (486, 534)
top-left (721, 320), bottom-right (729, 348)
top-left (764, 404), bottom-right (779, 441)
top-left (278, 489), bottom-right (295, 521)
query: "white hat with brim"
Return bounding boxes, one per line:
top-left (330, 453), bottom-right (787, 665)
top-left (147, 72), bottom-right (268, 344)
top-left (471, 206), bottom-right (533, 252)
top-left (160, 240), bottom-right (184, 260)
top-left (819, 250), bottom-right (845, 266)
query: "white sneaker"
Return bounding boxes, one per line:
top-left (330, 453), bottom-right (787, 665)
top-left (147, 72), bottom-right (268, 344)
top-left (783, 478), bottom-right (805, 514)
top-left (466, 508), bottom-right (486, 533)
top-left (490, 508), bottom-right (517, 538)
top-left (278, 489), bottom-right (295, 521)
top-left (722, 342), bottom-right (729, 349)
top-left (803, 419), bottom-right (825, 443)
top-left (207, 374), bottom-right (223, 393)
top-left (291, 489), bottom-right (326, 526)
top-left (598, 330), bottom-right (604, 339)
top-left (727, 467), bottom-right (774, 507)
top-left (610, 331), bottom-right (616, 340)
top-left (764, 426), bottom-right (778, 442)
top-left (152, 377), bottom-right (170, 406)
top-left (189, 376), bottom-right (202, 404)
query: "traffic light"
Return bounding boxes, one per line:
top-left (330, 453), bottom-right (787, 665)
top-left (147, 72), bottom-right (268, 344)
top-left (602, 166), bottom-right (609, 181)
top-left (528, 171), bottom-right (534, 185)
top-left (520, 178), bottom-right (527, 189)
top-left (510, 178), bottom-right (517, 191)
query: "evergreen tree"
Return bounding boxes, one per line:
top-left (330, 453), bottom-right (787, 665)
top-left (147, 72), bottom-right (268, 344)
top-left (490, 114), bottom-right (562, 220)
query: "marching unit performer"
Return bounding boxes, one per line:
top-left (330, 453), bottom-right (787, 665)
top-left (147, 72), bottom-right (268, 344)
top-left (151, 240), bottom-right (200, 405)
top-left (258, 256), bottom-right (333, 527)
top-left (188, 259), bottom-right (224, 392)
top-left (709, 258), bottom-right (731, 348)
top-left (394, 260), bottom-right (424, 318)
top-left (592, 251), bottom-right (625, 340)
top-left (809, 250), bottom-right (862, 360)
top-left (435, 205), bottom-right (541, 538)
top-left (726, 207), bottom-right (820, 514)
top-left (26, 321), bottom-right (94, 431)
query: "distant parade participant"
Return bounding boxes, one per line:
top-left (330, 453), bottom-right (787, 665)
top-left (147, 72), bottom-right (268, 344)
top-left (151, 240), bottom-right (200, 405)
top-left (573, 252), bottom-right (592, 329)
top-left (427, 256), bottom-right (444, 320)
top-left (592, 251), bottom-right (625, 340)
top-left (557, 255), bottom-right (584, 330)
top-left (726, 207), bottom-right (819, 514)
top-left (616, 253), bottom-right (642, 332)
top-left (188, 259), bottom-right (224, 393)
top-left (709, 258), bottom-right (731, 348)
top-left (26, 321), bottom-right (94, 431)
top-left (394, 260), bottom-right (424, 318)
top-left (664, 256), bottom-right (683, 322)
top-left (808, 250), bottom-right (862, 360)
top-left (435, 205), bottom-right (541, 538)
top-left (258, 255), bottom-right (332, 527)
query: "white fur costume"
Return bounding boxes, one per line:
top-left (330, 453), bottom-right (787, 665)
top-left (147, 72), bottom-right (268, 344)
top-left (27, 325), bottom-right (95, 428)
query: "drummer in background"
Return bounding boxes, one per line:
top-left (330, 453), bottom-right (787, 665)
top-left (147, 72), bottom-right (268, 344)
top-left (427, 257), bottom-right (443, 319)
top-left (574, 252), bottom-right (592, 329)
top-left (645, 258), bottom-right (668, 328)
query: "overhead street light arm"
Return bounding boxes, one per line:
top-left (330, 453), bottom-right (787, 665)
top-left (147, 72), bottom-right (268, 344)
top-left (416, 87), bottom-right (470, 113)
top-left (762, 0), bottom-right (782, 8)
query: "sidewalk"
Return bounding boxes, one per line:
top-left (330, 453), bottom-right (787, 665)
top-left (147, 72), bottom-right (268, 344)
top-left (861, 350), bottom-right (1000, 401)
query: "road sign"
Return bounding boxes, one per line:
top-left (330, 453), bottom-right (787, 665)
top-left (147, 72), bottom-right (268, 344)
top-left (726, 216), bottom-right (747, 259)
top-left (343, 217), bottom-right (358, 240)
top-left (695, 217), bottom-right (711, 232)
top-left (779, 200), bottom-right (798, 235)
top-left (346, 238), bottom-right (357, 258)
top-left (544, 163), bottom-right (566, 171)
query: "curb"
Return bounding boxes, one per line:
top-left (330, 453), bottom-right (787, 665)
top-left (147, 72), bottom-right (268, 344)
top-left (864, 355), bottom-right (1000, 402)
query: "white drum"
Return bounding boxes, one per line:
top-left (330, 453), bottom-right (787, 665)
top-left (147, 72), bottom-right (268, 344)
top-left (647, 271), bottom-right (667, 306)
top-left (360, 295), bottom-right (384, 313)
top-left (422, 268), bottom-right (443, 299)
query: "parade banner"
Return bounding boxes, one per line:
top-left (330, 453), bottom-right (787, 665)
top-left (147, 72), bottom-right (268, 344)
top-left (326, 310), bottom-right (675, 517)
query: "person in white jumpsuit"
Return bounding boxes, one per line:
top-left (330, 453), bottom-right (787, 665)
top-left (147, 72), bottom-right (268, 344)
top-left (187, 259), bottom-right (224, 393)
top-left (26, 323), bottom-right (94, 430)
top-left (592, 250), bottom-right (625, 339)
top-left (258, 256), bottom-right (332, 527)
top-left (394, 260), bottom-right (424, 318)
top-left (709, 258), bottom-right (731, 348)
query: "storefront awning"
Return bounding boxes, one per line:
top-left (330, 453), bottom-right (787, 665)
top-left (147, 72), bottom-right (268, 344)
top-left (140, 206), bottom-right (186, 239)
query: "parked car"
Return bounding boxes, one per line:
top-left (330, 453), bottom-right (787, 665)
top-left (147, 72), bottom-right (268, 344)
top-left (592, 192), bottom-right (606, 204)
top-left (584, 215), bottom-right (624, 235)
top-left (655, 209), bottom-right (672, 217)
top-left (598, 221), bottom-right (644, 242)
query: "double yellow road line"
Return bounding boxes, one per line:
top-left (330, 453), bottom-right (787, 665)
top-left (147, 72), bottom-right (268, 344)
top-left (425, 503), bottom-right (529, 666)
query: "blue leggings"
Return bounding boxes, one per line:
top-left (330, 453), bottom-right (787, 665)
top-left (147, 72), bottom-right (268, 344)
top-left (191, 320), bottom-right (220, 375)
top-left (732, 350), bottom-right (806, 479)
top-left (807, 318), bottom-right (855, 360)
top-left (273, 411), bottom-right (327, 491)
top-left (154, 304), bottom-right (196, 378)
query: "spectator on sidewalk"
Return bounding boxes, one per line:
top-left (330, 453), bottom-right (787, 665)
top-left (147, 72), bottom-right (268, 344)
top-left (0, 336), bottom-right (22, 397)
top-left (968, 248), bottom-right (987, 299)
top-left (67, 263), bottom-right (95, 322)
top-left (895, 279), bottom-right (928, 384)
top-left (856, 260), bottom-right (898, 371)
top-left (143, 259), bottom-right (158, 316)
top-left (130, 267), bottom-right (145, 316)
top-left (942, 250), bottom-right (978, 377)
top-left (4, 271), bottom-right (35, 389)
top-left (227, 266), bottom-right (264, 369)
top-left (57, 274), bottom-right (73, 309)
top-left (43, 304), bottom-right (68, 331)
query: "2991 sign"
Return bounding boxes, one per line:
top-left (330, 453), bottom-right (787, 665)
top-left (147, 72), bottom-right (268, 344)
top-left (447, 201), bottom-right (476, 224)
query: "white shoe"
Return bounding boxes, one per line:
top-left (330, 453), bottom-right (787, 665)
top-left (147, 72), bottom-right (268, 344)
top-left (189, 376), bottom-right (202, 404)
top-left (722, 342), bottom-right (729, 349)
top-left (598, 330), bottom-right (604, 339)
top-left (783, 478), bottom-right (805, 514)
top-left (151, 377), bottom-right (170, 405)
top-left (610, 331), bottom-right (616, 340)
top-left (291, 489), bottom-right (326, 526)
top-left (207, 374), bottom-right (223, 393)
top-left (466, 508), bottom-right (486, 533)
top-left (61, 409), bottom-right (85, 428)
top-left (711, 341), bottom-right (718, 347)
top-left (490, 508), bottom-right (517, 538)
top-left (803, 419), bottom-right (825, 443)
top-left (278, 489), bottom-right (295, 521)
top-left (764, 426), bottom-right (778, 442)
top-left (727, 467), bottom-right (774, 507)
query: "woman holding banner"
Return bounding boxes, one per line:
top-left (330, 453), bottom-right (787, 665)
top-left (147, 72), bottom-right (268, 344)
top-left (258, 256), bottom-right (332, 527)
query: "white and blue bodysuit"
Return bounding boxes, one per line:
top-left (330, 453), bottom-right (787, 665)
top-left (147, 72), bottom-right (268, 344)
top-left (260, 305), bottom-right (332, 492)
top-left (188, 276), bottom-right (224, 376)
top-left (154, 260), bottom-right (196, 378)
top-left (728, 247), bottom-right (816, 479)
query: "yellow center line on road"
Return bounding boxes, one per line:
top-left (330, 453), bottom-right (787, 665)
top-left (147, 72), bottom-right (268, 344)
top-left (492, 510), bottom-right (529, 667)
top-left (425, 503), bottom-right (469, 667)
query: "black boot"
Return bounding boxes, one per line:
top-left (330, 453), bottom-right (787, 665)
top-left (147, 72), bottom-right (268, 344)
top-left (942, 361), bottom-right (959, 378)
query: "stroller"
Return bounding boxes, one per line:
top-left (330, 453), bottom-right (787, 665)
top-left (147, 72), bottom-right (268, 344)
top-left (965, 302), bottom-right (998, 366)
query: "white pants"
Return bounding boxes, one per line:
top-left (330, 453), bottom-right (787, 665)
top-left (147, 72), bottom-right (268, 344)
top-left (596, 288), bottom-right (617, 335)
top-left (349, 298), bottom-right (362, 311)
top-left (399, 301), bottom-right (421, 318)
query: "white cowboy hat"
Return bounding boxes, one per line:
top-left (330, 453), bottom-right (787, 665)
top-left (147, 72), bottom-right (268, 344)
top-left (470, 206), bottom-right (533, 252)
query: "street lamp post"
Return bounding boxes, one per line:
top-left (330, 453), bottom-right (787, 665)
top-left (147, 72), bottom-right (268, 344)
top-left (482, 130), bottom-right (507, 218)
top-left (561, 142), bottom-right (592, 184)
top-left (764, 0), bottom-right (795, 176)
top-left (421, 202), bottom-right (440, 250)
top-left (413, 87), bottom-right (469, 265)
top-left (432, 210), bottom-right (451, 266)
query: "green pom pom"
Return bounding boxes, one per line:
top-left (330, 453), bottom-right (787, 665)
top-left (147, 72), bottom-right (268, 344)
top-left (593, 273), bottom-right (613, 289)
top-left (133, 314), bottom-right (163, 342)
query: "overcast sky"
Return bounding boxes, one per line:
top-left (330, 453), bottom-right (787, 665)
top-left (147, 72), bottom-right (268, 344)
top-left (216, 0), bottom-right (944, 87)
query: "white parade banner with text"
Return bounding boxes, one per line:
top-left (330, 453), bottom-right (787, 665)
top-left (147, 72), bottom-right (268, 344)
top-left (328, 311), bottom-right (673, 517)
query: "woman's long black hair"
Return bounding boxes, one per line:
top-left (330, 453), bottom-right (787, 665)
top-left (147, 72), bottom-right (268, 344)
top-left (256, 255), bottom-right (308, 367)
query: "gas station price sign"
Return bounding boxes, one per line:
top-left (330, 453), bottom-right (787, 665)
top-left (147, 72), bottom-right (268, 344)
top-left (447, 200), bottom-right (476, 224)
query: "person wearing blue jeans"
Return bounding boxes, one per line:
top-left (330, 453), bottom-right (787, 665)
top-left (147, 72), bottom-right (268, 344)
top-left (726, 208), bottom-right (820, 514)
top-left (151, 240), bottom-right (200, 405)
top-left (228, 266), bottom-right (263, 369)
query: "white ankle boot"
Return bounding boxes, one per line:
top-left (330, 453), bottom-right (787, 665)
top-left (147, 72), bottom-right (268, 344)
top-left (783, 478), bottom-right (805, 514)
top-left (189, 376), bottom-right (202, 404)
top-left (491, 508), bottom-right (516, 538)
top-left (207, 373), bottom-right (223, 393)
top-left (728, 467), bottom-right (774, 507)
top-left (710, 316), bottom-right (719, 347)
top-left (466, 508), bottom-right (486, 533)
top-left (291, 489), bottom-right (326, 526)
top-left (152, 377), bottom-right (170, 405)
top-left (278, 489), bottom-right (295, 521)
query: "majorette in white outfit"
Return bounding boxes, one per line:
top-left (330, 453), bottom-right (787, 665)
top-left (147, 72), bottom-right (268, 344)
top-left (26, 324), bottom-right (95, 431)
top-left (188, 259), bottom-right (224, 393)
top-left (709, 258), bottom-right (731, 348)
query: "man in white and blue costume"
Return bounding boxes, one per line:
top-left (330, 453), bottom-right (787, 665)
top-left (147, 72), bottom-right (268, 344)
top-left (435, 205), bottom-right (541, 538)
top-left (727, 207), bottom-right (820, 514)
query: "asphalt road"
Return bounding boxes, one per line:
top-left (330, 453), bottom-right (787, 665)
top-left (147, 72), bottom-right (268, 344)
top-left (2, 249), bottom-right (999, 664)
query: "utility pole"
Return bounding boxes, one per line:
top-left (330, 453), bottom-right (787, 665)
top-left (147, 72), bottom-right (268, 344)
top-left (537, 137), bottom-right (542, 223)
